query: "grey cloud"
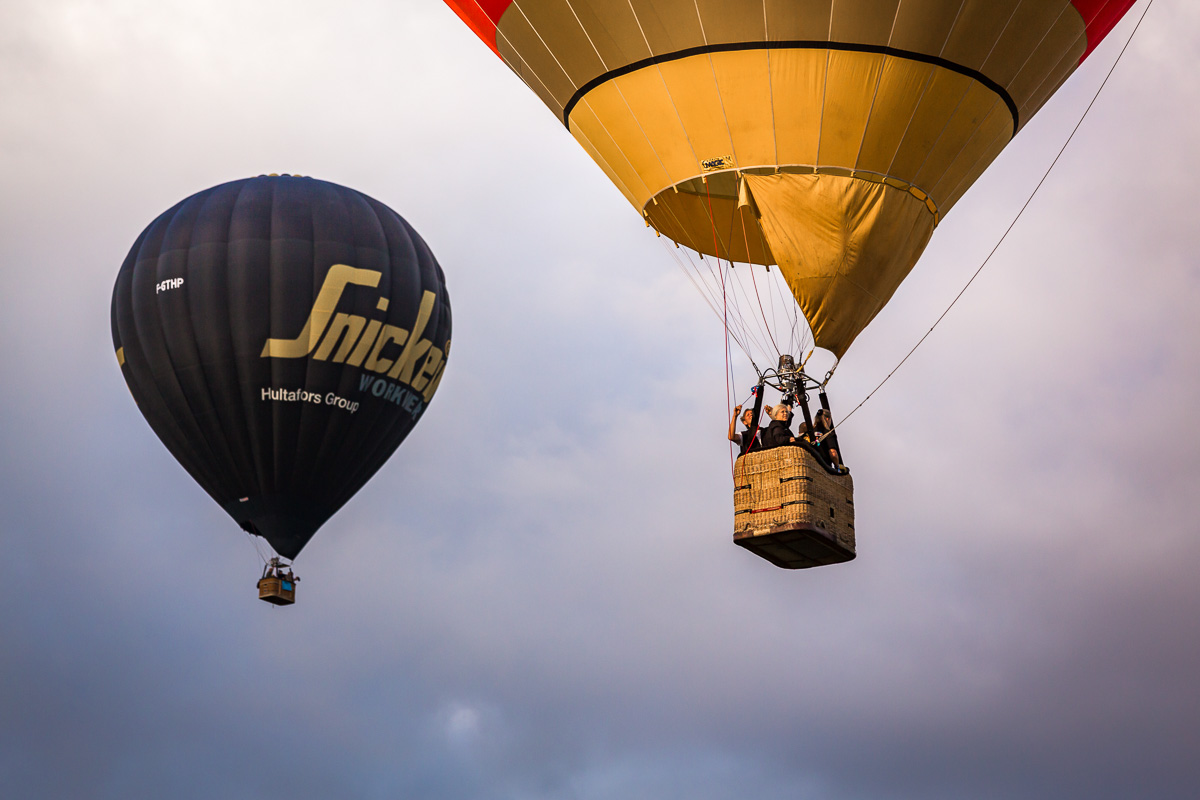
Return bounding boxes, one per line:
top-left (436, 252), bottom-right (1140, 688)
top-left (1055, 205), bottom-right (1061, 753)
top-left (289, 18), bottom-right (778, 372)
top-left (2, 1), bottom-right (1199, 799)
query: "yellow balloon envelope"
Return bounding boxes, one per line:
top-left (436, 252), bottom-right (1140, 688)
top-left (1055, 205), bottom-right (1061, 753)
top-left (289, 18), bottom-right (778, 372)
top-left (446, 0), bottom-right (1135, 357)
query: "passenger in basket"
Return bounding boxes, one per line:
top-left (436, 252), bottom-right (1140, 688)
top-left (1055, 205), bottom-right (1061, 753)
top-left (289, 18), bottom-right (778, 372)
top-left (794, 416), bottom-right (813, 444)
top-left (813, 408), bottom-right (843, 468)
top-left (728, 405), bottom-right (763, 456)
top-left (759, 403), bottom-right (797, 450)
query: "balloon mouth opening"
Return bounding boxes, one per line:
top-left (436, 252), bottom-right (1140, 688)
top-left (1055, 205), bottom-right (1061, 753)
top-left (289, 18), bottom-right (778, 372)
top-left (642, 165), bottom-right (942, 266)
top-left (224, 495), bottom-right (328, 561)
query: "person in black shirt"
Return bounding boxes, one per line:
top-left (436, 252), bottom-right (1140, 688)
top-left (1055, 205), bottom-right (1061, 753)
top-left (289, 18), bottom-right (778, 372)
top-left (759, 403), bottom-right (797, 449)
top-left (727, 405), bottom-right (763, 456)
top-left (813, 408), bottom-right (843, 468)
top-left (795, 416), bottom-right (813, 445)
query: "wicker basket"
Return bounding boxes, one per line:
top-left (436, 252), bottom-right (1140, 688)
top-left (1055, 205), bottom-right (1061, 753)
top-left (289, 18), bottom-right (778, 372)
top-left (257, 576), bottom-right (296, 605)
top-left (733, 446), bottom-right (855, 569)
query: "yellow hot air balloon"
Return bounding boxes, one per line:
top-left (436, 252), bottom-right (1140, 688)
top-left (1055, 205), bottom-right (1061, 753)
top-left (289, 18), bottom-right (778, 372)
top-left (444, 0), bottom-right (1136, 568)
top-left (446, 0), bottom-right (1133, 357)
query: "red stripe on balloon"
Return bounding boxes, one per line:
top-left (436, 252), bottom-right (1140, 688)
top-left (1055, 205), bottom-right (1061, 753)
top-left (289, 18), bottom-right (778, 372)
top-left (1072, 0), bottom-right (1137, 60)
top-left (444, 0), bottom-right (514, 57)
top-left (447, 1), bottom-right (1133, 64)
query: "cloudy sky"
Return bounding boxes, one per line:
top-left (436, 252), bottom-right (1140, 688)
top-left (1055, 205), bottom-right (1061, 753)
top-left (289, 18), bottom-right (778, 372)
top-left (2, 1), bottom-right (1198, 798)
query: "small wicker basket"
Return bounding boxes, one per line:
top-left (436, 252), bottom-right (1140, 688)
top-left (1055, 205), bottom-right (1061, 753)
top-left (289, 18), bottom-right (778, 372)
top-left (257, 576), bottom-right (296, 605)
top-left (733, 446), bottom-right (855, 569)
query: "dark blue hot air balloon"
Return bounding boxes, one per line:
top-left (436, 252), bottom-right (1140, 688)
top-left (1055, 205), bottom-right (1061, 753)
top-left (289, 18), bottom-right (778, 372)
top-left (112, 175), bottom-right (451, 574)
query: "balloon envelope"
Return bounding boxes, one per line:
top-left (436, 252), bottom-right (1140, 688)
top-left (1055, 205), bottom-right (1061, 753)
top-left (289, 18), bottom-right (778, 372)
top-left (445, 0), bottom-right (1133, 356)
top-left (112, 176), bottom-right (452, 559)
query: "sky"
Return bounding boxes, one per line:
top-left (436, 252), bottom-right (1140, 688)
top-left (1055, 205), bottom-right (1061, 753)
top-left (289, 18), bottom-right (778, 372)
top-left (2, 1), bottom-right (1198, 798)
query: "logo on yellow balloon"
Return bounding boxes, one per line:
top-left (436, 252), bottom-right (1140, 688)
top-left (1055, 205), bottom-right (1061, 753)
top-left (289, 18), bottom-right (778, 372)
top-left (701, 155), bottom-right (734, 171)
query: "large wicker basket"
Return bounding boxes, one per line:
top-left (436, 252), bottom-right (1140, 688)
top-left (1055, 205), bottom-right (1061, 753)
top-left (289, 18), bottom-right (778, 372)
top-left (733, 446), bottom-right (855, 569)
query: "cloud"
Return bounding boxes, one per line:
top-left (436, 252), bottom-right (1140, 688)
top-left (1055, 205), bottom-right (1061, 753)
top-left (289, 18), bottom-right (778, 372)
top-left (2, 2), bottom-right (1199, 799)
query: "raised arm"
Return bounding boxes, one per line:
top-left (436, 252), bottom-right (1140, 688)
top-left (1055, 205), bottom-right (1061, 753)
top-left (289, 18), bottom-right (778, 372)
top-left (728, 405), bottom-right (743, 444)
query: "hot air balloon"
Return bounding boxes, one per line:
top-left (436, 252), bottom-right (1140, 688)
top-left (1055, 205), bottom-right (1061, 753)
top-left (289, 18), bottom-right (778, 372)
top-left (111, 176), bottom-right (451, 601)
top-left (444, 0), bottom-right (1134, 568)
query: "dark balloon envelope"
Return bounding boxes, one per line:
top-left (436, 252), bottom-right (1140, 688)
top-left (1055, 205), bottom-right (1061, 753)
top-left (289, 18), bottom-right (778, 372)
top-left (111, 175), bottom-right (451, 559)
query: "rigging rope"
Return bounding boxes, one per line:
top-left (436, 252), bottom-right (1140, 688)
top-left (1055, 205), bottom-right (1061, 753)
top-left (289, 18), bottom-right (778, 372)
top-left (704, 177), bottom-right (737, 475)
top-left (657, 237), bottom-right (766, 360)
top-left (739, 202), bottom-right (782, 358)
top-left (250, 534), bottom-right (269, 566)
top-left (835, 0), bottom-right (1156, 431)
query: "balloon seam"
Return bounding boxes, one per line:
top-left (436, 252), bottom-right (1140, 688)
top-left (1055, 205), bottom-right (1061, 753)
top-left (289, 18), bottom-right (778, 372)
top-left (560, 41), bottom-right (1020, 139)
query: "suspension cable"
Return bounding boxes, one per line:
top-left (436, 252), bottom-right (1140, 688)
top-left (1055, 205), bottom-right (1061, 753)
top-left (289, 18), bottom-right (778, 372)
top-left (738, 203), bottom-right (782, 357)
top-left (702, 178), bottom-right (738, 473)
top-left (657, 234), bottom-right (774, 361)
